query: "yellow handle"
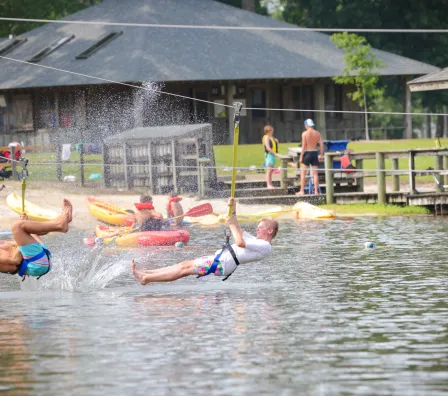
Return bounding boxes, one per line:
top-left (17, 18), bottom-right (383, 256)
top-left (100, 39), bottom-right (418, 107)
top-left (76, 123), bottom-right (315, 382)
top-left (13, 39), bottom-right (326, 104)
top-left (228, 103), bottom-right (242, 217)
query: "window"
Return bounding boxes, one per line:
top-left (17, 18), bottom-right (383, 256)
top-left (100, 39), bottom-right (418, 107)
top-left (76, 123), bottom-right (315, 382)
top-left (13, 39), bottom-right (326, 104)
top-left (76, 31), bottom-right (123, 59)
top-left (251, 89), bottom-right (266, 119)
top-left (325, 84), bottom-right (342, 119)
top-left (28, 35), bottom-right (74, 63)
top-left (292, 85), bottom-right (314, 121)
top-left (59, 92), bottom-right (75, 128)
top-left (0, 38), bottom-right (27, 56)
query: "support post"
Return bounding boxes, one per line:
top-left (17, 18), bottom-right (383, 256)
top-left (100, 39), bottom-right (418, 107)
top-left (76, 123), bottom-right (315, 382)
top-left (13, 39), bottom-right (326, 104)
top-left (79, 143), bottom-right (85, 187)
top-left (355, 159), bottom-right (364, 192)
top-left (434, 153), bottom-right (443, 192)
top-left (123, 142), bottom-right (129, 190)
top-left (56, 144), bottom-right (62, 182)
top-left (408, 151), bottom-right (416, 194)
top-left (443, 155), bottom-right (448, 187)
top-left (376, 152), bottom-right (386, 204)
top-left (404, 77), bottom-right (412, 139)
top-left (314, 82), bottom-right (326, 139)
top-left (325, 153), bottom-right (334, 204)
top-left (391, 158), bottom-right (400, 192)
top-left (11, 146), bottom-right (18, 180)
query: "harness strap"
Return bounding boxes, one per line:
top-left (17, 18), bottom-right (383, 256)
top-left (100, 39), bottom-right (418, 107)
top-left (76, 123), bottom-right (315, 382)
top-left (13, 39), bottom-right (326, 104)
top-left (222, 244), bottom-right (240, 281)
top-left (18, 248), bottom-right (52, 280)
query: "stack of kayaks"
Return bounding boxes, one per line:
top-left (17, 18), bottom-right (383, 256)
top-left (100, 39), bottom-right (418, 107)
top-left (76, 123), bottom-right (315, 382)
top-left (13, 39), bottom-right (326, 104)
top-left (6, 193), bottom-right (59, 221)
top-left (87, 197), bottom-right (190, 246)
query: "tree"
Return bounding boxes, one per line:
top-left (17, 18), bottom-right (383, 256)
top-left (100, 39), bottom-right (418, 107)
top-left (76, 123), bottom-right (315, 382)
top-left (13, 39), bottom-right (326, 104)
top-left (330, 33), bottom-right (386, 140)
top-left (0, 0), bottom-right (101, 38)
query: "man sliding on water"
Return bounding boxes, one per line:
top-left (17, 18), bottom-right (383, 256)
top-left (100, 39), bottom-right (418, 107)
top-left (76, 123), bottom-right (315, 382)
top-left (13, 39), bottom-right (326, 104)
top-left (131, 198), bottom-right (278, 284)
top-left (0, 199), bottom-right (73, 278)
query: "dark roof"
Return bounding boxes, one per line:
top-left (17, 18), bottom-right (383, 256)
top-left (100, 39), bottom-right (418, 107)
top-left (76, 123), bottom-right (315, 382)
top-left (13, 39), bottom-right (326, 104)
top-left (104, 123), bottom-right (212, 142)
top-left (0, 0), bottom-right (440, 89)
top-left (408, 67), bottom-right (448, 91)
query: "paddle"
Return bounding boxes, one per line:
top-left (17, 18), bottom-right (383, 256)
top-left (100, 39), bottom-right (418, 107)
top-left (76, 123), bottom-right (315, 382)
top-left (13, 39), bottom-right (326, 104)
top-left (174, 203), bottom-right (213, 220)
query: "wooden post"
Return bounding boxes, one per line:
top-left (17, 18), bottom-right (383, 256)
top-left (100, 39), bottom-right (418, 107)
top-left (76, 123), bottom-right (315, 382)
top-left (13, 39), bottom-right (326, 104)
top-left (79, 143), bottom-right (85, 187)
top-left (443, 155), bottom-right (448, 188)
top-left (325, 153), bottom-right (334, 204)
top-left (391, 158), bottom-right (400, 192)
top-left (56, 144), bottom-right (62, 182)
top-left (404, 77), bottom-right (413, 139)
top-left (103, 143), bottom-right (110, 188)
top-left (434, 153), bottom-right (443, 192)
top-left (376, 152), bottom-right (386, 204)
top-left (408, 150), bottom-right (416, 194)
top-left (355, 159), bottom-right (364, 192)
top-left (147, 142), bottom-right (153, 193)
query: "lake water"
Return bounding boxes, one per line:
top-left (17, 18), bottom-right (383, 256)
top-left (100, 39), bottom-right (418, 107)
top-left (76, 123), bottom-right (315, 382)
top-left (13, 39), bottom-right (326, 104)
top-left (0, 216), bottom-right (447, 395)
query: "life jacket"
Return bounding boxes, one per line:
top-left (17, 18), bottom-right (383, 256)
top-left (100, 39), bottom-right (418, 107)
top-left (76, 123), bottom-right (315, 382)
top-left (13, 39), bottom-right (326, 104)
top-left (262, 135), bottom-right (278, 154)
top-left (167, 196), bottom-right (182, 218)
top-left (18, 248), bottom-right (52, 280)
top-left (340, 155), bottom-right (355, 174)
top-left (134, 202), bottom-right (154, 211)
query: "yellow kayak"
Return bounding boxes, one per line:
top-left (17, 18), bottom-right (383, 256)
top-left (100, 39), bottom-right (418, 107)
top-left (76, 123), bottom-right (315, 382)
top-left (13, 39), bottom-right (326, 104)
top-left (86, 196), bottom-right (135, 226)
top-left (293, 202), bottom-right (336, 220)
top-left (196, 207), bottom-right (283, 225)
top-left (6, 193), bottom-right (59, 221)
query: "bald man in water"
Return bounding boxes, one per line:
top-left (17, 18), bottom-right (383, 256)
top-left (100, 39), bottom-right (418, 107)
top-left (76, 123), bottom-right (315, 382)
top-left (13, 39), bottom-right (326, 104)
top-left (0, 199), bottom-right (72, 278)
top-left (297, 119), bottom-right (324, 195)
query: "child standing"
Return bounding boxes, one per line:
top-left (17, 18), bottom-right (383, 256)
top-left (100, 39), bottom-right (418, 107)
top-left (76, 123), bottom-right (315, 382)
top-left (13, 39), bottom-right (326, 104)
top-left (262, 125), bottom-right (279, 189)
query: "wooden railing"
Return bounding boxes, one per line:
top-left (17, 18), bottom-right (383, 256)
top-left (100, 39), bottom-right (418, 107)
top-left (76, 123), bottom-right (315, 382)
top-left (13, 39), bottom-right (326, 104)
top-left (324, 148), bottom-right (448, 204)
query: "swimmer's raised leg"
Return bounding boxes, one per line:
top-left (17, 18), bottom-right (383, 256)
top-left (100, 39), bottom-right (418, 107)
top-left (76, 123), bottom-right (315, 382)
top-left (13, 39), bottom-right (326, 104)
top-left (131, 259), bottom-right (196, 285)
top-left (12, 199), bottom-right (73, 246)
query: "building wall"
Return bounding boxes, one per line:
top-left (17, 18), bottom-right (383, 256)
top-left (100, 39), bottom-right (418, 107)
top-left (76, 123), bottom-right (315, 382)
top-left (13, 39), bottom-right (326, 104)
top-left (0, 79), bottom-right (369, 146)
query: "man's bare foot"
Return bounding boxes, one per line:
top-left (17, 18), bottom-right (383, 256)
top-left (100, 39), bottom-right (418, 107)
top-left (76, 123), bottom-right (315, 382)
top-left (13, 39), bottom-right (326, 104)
top-left (267, 185), bottom-right (277, 189)
top-left (63, 199), bottom-right (73, 223)
top-left (295, 191), bottom-right (305, 196)
top-left (131, 259), bottom-right (148, 285)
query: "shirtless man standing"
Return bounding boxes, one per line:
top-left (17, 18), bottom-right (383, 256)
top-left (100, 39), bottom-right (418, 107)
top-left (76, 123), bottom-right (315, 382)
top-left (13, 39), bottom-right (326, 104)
top-left (296, 119), bottom-right (324, 195)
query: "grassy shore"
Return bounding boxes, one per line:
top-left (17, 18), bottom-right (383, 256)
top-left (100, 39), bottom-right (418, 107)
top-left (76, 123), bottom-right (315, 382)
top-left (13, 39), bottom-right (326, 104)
top-left (321, 203), bottom-right (430, 216)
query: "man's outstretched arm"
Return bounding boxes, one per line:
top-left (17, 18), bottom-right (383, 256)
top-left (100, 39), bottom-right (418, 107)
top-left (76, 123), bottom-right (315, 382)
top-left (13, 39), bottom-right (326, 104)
top-left (226, 198), bottom-right (246, 248)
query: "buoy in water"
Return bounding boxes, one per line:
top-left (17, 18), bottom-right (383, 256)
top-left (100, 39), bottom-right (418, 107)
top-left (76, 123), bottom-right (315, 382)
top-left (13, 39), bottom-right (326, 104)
top-left (175, 241), bottom-right (184, 249)
top-left (364, 241), bottom-right (376, 249)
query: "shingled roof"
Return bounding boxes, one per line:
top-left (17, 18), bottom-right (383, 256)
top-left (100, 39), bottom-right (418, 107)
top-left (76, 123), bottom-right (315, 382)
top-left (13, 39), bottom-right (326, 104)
top-left (408, 67), bottom-right (448, 92)
top-left (0, 0), bottom-right (440, 89)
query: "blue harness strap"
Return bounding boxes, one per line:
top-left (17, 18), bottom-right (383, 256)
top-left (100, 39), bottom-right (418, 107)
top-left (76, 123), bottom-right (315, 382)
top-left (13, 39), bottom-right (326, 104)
top-left (18, 248), bottom-right (52, 280)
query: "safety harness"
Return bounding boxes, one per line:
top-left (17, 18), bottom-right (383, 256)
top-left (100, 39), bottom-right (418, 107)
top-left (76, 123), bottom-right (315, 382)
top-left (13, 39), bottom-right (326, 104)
top-left (18, 248), bottom-right (52, 281)
top-left (199, 231), bottom-right (240, 281)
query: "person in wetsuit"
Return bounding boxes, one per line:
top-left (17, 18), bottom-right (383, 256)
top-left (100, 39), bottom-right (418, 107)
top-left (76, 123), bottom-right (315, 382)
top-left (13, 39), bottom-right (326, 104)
top-left (296, 119), bottom-right (324, 195)
top-left (133, 195), bottom-right (164, 231)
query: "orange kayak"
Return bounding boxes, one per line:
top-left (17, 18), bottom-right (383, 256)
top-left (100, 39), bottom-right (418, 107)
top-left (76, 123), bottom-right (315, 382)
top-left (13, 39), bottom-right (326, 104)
top-left (86, 196), bottom-right (134, 226)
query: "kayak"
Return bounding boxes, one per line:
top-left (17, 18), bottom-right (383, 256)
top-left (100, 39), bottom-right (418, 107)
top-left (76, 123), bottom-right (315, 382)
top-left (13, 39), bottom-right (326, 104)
top-left (293, 202), bottom-right (336, 220)
top-left (6, 193), bottom-right (59, 221)
top-left (95, 224), bottom-right (190, 246)
top-left (86, 196), bottom-right (134, 226)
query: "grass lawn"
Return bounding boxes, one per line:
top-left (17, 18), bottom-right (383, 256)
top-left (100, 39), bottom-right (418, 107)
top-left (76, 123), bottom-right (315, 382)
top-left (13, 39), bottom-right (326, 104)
top-left (321, 203), bottom-right (430, 216)
top-left (20, 151), bottom-right (102, 182)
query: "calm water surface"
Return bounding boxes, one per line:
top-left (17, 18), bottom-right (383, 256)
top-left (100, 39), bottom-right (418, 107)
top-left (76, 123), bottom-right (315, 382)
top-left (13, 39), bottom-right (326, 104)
top-left (0, 216), bottom-right (447, 395)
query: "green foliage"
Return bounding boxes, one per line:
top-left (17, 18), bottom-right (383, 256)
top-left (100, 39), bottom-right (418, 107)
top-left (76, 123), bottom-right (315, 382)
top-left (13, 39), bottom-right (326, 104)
top-left (0, 0), bottom-right (101, 37)
top-left (277, 0), bottom-right (448, 111)
top-left (330, 33), bottom-right (385, 108)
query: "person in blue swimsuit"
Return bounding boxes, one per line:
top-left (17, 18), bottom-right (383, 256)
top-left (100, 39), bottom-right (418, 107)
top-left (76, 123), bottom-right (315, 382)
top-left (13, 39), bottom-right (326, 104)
top-left (0, 199), bottom-right (72, 278)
